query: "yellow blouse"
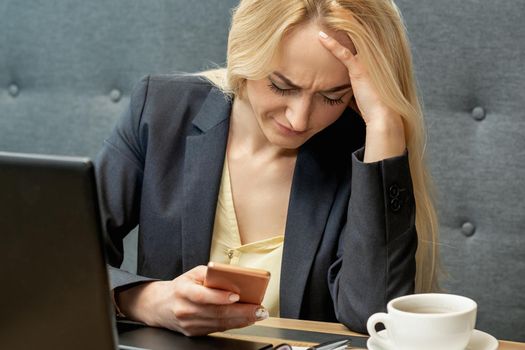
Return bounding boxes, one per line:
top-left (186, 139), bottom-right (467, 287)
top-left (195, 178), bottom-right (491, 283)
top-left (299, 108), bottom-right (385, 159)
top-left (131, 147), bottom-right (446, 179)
top-left (209, 158), bottom-right (284, 317)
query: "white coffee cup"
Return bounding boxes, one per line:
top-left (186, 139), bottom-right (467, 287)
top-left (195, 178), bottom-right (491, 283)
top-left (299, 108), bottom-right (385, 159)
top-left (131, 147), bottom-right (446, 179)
top-left (367, 293), bottom-right (477, 350)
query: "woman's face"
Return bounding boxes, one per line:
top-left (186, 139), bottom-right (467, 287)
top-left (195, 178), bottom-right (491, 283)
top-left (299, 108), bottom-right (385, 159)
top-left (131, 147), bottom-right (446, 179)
top-left (244, 22), bottom-right (355, 150)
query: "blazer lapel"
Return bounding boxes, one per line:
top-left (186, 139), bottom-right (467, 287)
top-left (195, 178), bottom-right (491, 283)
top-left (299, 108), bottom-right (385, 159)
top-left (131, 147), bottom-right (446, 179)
top-left (181, 88), bottom-right (231, 272)
top-left (279, 139), bottom-right (340, 318)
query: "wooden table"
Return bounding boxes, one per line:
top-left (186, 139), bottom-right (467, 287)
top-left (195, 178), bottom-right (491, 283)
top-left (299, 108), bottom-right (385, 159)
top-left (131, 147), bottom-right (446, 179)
top-left (212, 317), bottom-right (525, 349)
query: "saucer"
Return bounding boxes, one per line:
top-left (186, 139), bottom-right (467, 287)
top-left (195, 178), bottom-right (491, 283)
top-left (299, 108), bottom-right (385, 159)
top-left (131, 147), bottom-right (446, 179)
top-left (367, 329), bottom-right (498, 350)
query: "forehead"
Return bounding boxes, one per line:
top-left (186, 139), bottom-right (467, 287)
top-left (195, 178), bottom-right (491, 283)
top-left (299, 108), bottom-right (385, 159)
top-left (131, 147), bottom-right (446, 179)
top-left (271, 21), bottom-right (354, 89)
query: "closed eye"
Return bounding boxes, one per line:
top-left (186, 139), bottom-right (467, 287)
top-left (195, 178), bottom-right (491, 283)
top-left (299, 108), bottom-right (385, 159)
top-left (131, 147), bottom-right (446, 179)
top-left (268, 82), bottom-right (345, 106)
top-left (268, 82), bottom-right (297, 96)
top-left (321, 95), bottom-right (345, 105)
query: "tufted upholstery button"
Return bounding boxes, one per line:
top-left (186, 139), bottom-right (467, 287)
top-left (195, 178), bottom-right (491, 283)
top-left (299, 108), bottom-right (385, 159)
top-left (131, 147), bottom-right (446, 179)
top-left (8, 83), bottom-right (19, 97)
top-left (471, 106), bottom-right (485, 121)
top-left (461, 221), bottom-right (476, 236)
top-left (109, 89), bottom-right (122, 102)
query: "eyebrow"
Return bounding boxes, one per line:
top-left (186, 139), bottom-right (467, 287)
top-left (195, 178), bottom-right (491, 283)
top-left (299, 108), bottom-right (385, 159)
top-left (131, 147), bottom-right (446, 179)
top-left (271, 71), bottom-right (352, 93)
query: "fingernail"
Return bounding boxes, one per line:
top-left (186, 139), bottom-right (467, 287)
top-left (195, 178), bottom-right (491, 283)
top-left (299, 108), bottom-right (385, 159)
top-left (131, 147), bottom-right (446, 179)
top-left (255, 307), bottom-right (269, 320)
top-left (319, 31), bottom-right (329, 39)
top-left (229, 293), bottom-right (240, 302)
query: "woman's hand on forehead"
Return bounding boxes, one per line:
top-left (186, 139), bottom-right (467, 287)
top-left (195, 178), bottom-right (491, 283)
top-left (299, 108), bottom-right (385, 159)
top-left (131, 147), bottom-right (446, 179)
top-left (318, 30), bottom-right (406, 163)
top-left (317, 30), bottom-right (397, 126)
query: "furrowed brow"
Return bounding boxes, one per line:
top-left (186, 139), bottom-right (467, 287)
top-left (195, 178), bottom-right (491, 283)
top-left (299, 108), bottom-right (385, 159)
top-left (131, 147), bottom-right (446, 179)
top-left (272, 72), bottom-right (301, 89)
top-left (271, 71), bottom-right (351, 93)
top-left (322, 83), bottom-right (352, 93)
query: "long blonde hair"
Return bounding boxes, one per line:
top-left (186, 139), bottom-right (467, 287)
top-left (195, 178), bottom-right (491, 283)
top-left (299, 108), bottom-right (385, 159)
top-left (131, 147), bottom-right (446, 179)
top-left (201, 0), bottom-right (440, 293)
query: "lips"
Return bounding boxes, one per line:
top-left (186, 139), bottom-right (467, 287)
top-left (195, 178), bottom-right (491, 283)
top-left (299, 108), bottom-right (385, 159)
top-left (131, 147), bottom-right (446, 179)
top-left (273, 119), bottom-right (306, 136)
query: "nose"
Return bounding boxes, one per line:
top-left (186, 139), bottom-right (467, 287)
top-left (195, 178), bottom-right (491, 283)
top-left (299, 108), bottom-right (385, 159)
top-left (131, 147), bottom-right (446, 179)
top-left (285, 96), bottom-right (312, 132)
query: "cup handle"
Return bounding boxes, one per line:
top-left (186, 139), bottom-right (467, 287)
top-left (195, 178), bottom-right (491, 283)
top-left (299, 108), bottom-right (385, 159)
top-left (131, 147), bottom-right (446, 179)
top-left (367, 312), bottom-right (393, 348)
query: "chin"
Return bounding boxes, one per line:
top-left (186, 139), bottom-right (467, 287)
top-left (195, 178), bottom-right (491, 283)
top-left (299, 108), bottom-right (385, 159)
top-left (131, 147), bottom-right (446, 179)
top-left (266, 132), bottom-right (310, 150)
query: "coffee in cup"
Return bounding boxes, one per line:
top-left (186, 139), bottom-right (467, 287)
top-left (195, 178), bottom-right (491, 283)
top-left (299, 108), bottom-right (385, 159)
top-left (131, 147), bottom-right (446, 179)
top-left (367, 293), bottom-right (477, 350)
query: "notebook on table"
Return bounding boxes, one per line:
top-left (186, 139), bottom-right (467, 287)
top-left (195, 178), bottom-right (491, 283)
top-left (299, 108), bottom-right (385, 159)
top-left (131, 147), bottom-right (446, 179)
top-left (0, 151), bottom-right (272, 350)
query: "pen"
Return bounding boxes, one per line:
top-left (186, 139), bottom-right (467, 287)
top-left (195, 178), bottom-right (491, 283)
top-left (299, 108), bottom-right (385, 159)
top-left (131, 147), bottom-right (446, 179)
top-left (306, 338), bottom-right (350, 350)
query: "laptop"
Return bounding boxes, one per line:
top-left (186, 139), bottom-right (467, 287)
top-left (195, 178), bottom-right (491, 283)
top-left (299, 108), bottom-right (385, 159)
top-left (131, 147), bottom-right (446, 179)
top-left (0, 151), bottom-right (118, 350)
top-left (0, 151), bottom-right (272, 350)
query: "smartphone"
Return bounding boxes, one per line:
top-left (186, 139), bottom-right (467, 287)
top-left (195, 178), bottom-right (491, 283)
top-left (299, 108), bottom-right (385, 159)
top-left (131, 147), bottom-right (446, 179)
top-left (204, 262), bottom-right (271, 305)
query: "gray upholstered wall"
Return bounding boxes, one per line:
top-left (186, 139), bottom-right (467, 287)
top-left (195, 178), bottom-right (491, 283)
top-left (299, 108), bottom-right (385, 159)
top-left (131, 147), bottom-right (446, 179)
top-left (1, 0), bottom-right (523, 342)
top-left (0, 0), bottom-right (238, 275)
top-left (0, 0), bottom-right (236, 158)
top-left (396, 0), bottom-right (525, 341)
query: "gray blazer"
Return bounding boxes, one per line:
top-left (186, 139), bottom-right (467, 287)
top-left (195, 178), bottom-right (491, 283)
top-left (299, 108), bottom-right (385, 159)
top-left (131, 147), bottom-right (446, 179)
top-left (95, 74), bottom-right (417, 333)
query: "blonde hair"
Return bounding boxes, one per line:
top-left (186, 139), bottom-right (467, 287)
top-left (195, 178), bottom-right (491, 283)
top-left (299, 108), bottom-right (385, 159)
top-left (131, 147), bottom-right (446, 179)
top-left (200, 0), bottom-right (440, 293)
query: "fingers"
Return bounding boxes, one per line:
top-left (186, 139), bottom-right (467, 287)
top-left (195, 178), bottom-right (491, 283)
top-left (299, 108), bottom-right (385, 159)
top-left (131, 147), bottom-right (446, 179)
top-left (196, 304), bottom-right (266, 334)
top-left (175, 265), bottom-right (240, 305)
top-left (177, 300), bottom-right (264, 322)
top-left (183, 265), bottom-right (207, 284)
top-left (178, 265), bottom-right (239, 305)
top-left (173, 294), bottom-right (267, 325)
top-left (209, 303), bottom-right (267, 322)
top-left (185, 282), bottom-right (240, 305)
top-left (318, 31), bottom-right (356, 66)
top-left (166, 265), bottom-right (269, 335)
top-left (171, 302), bottom-right (264, 336)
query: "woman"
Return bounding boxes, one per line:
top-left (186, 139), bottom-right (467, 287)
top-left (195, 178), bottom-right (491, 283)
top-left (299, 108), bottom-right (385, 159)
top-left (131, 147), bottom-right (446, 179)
top-left (96, 0), bottom-right (439, 336)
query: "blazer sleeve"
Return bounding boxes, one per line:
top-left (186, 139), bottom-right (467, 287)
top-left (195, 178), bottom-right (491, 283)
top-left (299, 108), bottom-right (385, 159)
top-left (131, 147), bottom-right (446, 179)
top-left (95, 76), bottom-right (156, 289)
top-left (327, 147), bottom-right (418, 333)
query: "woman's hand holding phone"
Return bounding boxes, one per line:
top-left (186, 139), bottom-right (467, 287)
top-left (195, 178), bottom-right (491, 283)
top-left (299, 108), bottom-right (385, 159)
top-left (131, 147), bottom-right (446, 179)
top-left (204, 262), bottom-right (271, 305)
top-left (115, 265), bottom-right (268, 336)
